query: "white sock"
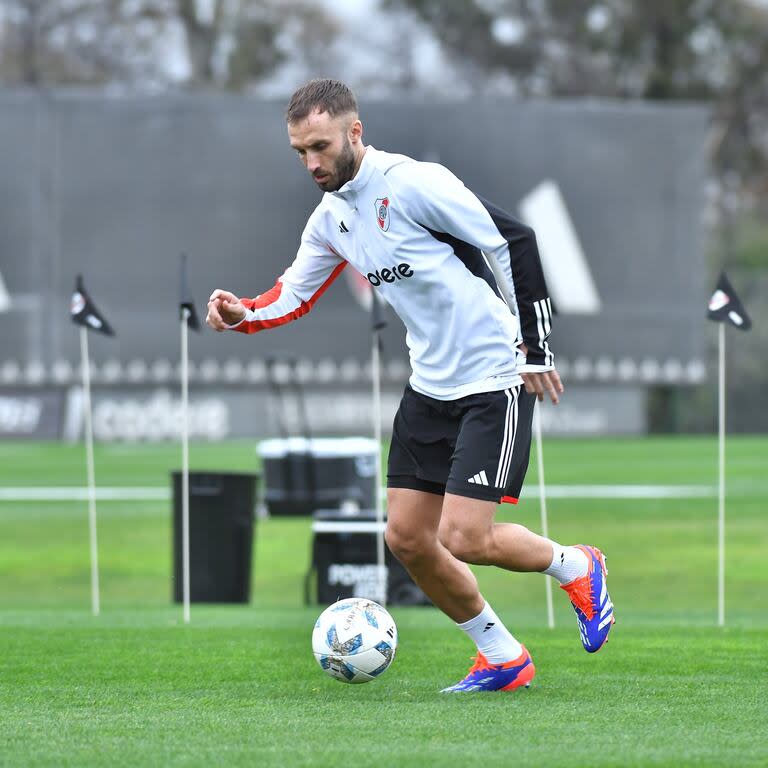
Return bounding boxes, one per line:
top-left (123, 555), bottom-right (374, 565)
top-left (457, 602), bottom-right (523, 664)
top-left (543, 541), bottom-right (589, 585)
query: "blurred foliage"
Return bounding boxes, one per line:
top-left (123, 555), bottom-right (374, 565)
top-left (385, 0), bottom-right (768, 208)
top-left (0, 0), bottom-right (339, 90)
top-left (727, 216), bottom-right (768, 270)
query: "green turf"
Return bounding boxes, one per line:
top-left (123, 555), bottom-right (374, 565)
top-left (1, 437), bottom-right (767, 766)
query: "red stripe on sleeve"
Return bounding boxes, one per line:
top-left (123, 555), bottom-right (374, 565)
top-left (234, 261), bottom-right (347, 334)
top-left (242, 282), bottom-right (283, 310)
top-left (499, 495), bottom-right (519, 505)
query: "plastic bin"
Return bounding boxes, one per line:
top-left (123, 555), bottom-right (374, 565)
top-left (258, 437), bottom-right (378, 516)
top-left (172, 471), bottom-right (258, 603)
top-left (306, 510), bottom-right (430, 606)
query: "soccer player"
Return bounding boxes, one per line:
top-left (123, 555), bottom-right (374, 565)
top-left (207, 79), bottom-right (614, 692)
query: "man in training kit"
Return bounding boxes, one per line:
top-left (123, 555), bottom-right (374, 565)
top-left (207, 79), bottom-right (615, 692)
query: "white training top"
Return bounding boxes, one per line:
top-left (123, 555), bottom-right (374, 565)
top-left (232, 146), bottom-right (554, 401)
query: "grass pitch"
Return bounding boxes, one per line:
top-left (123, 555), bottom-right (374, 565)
top-left (0, 437), bottom-right (767, 767)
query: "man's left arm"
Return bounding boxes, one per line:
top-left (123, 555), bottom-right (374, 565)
top-left (471, 196), bottom-right (563, 403)
top-left (396, 163), bottom-right (563, 403)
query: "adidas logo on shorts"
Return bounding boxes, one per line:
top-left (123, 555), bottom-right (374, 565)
top-left (467, 470), bottom-right (489, 486)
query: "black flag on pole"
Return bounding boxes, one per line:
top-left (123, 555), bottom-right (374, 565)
top-left (707, 271), bottom-right (752, 331)
top-left (179, 253), bottom-right (201, 331)
top-left (70, 275), bottom-right (114, 336)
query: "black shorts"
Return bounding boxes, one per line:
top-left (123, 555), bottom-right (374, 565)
top-left (387, 384), bottom-right (535, 504)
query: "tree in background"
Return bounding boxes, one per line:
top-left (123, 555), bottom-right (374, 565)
top-left (0, 0), bottom-right (189, 86)
top-left (3, 0), bottom-right (763, 194)
top-left (0, 0), bottom-right (339, 90)
top-left (385, 0), bottom-right (768, 212)
top-left (178, 0), bottom-right (339, 90)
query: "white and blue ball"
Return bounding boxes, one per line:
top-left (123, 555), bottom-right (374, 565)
top-left (312, 598), bottom-right (398, 684)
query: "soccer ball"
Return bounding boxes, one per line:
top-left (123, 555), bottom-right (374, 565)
top-left (312, 598), bottom-right (398, 684)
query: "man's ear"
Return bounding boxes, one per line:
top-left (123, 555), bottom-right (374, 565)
top-left (349, 118), bottom-right (363, 144)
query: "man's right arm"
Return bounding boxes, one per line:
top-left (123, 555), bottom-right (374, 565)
top-left (206, 220), bottom-right (346, 334)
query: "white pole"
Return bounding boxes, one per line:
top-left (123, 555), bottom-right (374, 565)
top-left (372, 330), bottom-right (386, 607)
top-left (181, 309), bottom-right (191, 624)
top-left (717, 323), bottom-right (725, 627)
top-left (534, 402), bottom-right (555, 629)
top-left (80, 327), bottom-right (100, 617)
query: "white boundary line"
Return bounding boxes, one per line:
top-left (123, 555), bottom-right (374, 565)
top-left (313, 521), bottom-right (385, 534)
top-left (536, 485), bottom-right (716, 499)
top-left (0, 488), bottom-right (170, 501)
top-left (0, 484), bottom-right (717, 503)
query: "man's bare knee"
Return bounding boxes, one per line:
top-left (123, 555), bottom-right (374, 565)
top-left (385, 524), bottom-right (433, 566)
top-left (438, 493), bottom-right (496, 563)
top-left (438, 523), bottom-right (490, 564)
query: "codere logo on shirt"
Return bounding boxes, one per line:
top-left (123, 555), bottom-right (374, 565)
top-left (367, 263), bottom-right (413, 287)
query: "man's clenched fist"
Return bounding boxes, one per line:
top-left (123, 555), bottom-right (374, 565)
top-left (206, 289), bottom-right (246, 331)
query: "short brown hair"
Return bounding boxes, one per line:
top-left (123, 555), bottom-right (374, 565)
top-left (285, 79), bottom-right (358, 124)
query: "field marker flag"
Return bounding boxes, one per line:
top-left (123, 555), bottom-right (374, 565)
top-left (370, 290), bottom-right (388, 606)
top-left (707, 271), bottom-right (752, 627)
top-left (70, 274), bottom-right (115, 617)
top-left (179, 254), bottom-right (201, 625)
top-left (707, 272), bottom-right (752, 331)
top-left (71, 274), bottom-right (115, 336)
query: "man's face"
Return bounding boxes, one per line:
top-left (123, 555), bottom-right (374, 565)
top-left (288, 109), bottom-right (361, 192)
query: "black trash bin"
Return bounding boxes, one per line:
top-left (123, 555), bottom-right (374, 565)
top-left (172, 471), bottom-right (258, 603)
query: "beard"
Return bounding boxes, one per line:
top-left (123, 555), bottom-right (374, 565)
top-left (316, 138), bottom-right (357, 192)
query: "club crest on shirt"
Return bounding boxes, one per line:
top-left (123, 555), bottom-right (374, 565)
top-left (374, 197), bottom-right (390, 231)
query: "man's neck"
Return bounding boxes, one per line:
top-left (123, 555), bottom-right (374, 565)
top-left (351, 145), bottom-right (368, 180)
